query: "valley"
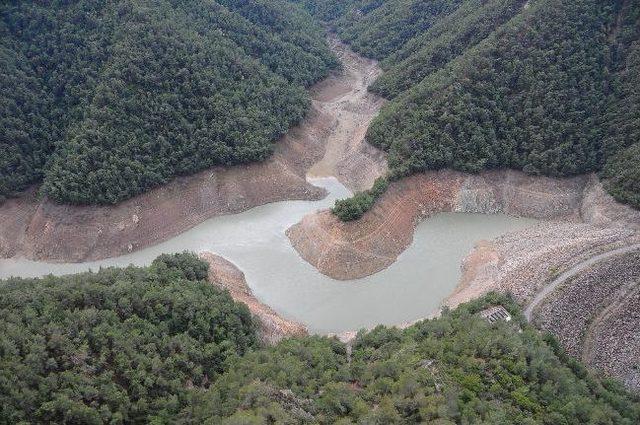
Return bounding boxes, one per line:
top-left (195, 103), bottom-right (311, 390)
top-left (2, 1), bottom-right (640, 421)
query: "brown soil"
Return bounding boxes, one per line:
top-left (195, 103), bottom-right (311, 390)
top-left (288, 167), bottom-right (640, 390)
top-left (287, 170), bottom-right (462, 280)
top-left (0, 113), bottom-right (328, 262)
top-left (0, 37), bottom-right (384, 263)
top-left (307, 35), bottom-right (387, 192)
top-left (200, 252), bottom-right (307, 345)
top-left (288, 169), bottom-right (638, 281)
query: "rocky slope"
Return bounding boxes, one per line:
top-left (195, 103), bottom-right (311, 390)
top-left (306, 35), bottom-right (387, 192)
top-left (0, 109), bottom-right (329, 262)
top-left (288, 170), bottom-right (640, 281)
top-left (531, 251), bottom-right (640, 391)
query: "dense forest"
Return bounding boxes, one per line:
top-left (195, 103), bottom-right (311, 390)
top-left (1, 256), bottom-right (639, 424)
top-left (0, 0), bottom-right (337, 204)
top-left (4, 0), bottom-right (638, 210)
top-left (294, 0), bottom-right (640, 213)
top-left (0, 253), bottom-right (258, 423)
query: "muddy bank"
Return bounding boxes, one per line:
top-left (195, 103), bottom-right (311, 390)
top-left (0, 38), bottom-right (384, 263)
top-left (446, 176), bottom-right (640, 309)
top-left (0, 110), bottom-right (328, 262)
top-left (288, 169), bottom-right (640, 281)
top-left (200, 252), bottom-right (307, 345)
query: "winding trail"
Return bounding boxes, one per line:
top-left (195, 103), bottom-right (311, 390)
top-left (524, 243), bottom-right (640, 321)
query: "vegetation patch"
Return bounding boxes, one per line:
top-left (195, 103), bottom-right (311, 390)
top-left (332, 176), bottom-right (388, 221)
top-left (2, 259), bottom-right (639, 423)
top-left (297, 0), bottom-right (640, 211)
top-left (602, 143), bottom-right (640, 209)
top-left (0, 252), bottom-right (257, 424)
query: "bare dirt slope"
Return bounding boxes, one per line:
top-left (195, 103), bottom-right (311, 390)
top-left (447, 176), bottom-right (640, 309)
top-left (307, 35), bottom-right (387, 192)
top-left (200, 252), bottom-right (307, 345)
top-left (288, 170), bottom-right (640, 281)
top-left (0, 109), bottom-right (329, 262)
top-left (288, 166), bottom-right (640, 391)
top-left (0, 38), bottom-right (384, 263)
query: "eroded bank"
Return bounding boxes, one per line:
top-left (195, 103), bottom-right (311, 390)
top-left (288, 169), bottom-right (640, 284)
top-left (0, 37), bottom-right (385, 263)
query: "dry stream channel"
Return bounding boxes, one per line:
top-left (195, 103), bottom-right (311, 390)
top-left (0, 39), bottom-right (537, 334)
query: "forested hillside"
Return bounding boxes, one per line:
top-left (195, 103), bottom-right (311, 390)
top-left (0, 0), bottom-right (337, 204)
top-left (196, 294), bottom-right (640, 423)
top-left (0, 253), bottom-right (258, 424)
top-left (296, 0), bottom-right (640, 211)
top-left (2, 263), bottom-right (639, 424)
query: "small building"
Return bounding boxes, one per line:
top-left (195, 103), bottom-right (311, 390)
top-left (479, 306), bottom-right (512, 323)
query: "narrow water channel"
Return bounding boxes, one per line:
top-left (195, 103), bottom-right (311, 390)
top-left (0, 178), bottom-right (536, 333)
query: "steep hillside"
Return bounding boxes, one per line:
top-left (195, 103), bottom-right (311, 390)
top-left (0, 0), bottom-right (337, 204)
top-left (297, 0), bottom-right (640, 214)
top-left (601, 1), bottom-right (640, 208)
top-left (196, 295), bottom-right (640, 423)
top-left (2, 269), bottom-right (639, 424)
top-left (0, 252), bottom-right (258, 424)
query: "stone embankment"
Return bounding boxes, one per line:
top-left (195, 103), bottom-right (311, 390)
top-left (447, 177), bottom-right (640, 309)
top-left (531, 251), bottom-right (640, 391)
top-left (0, 38), bottom-right (384, 263)
top-left (200, 252), bottom-right (307, 345)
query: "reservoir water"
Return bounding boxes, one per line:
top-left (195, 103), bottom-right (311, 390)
top-left (0, 178), bottom-right (536, 333)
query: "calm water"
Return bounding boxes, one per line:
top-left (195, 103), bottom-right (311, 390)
top-left (0, 178), bottom-right (536, 333)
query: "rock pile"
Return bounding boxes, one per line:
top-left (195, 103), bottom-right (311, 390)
top-left (534, 252), bottom-right (640, 391)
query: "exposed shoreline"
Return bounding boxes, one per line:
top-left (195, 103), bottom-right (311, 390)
top-left (288, 167), bottom-right (640, 391)
top-left (200, 252), bottom-right (307, 345)
top-left (288, 169), bottom-right (640, 282)
top-left (3, 32), bottom-right (640, 391)
top-left (0, 37), bottom-right (384, 263)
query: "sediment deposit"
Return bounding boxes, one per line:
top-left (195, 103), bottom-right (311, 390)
top-left (288, 170), bottom-right (640, 281)
top-left (288, 166), bottom-right (640, 391)
top-left (307, 35), bottom-right (387, 192)
top-left (200, 252), bottom-right (307, 345)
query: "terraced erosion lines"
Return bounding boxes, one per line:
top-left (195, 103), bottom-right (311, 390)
top-left (288, 170), bottom-right (640, 282)
top-left (524, 243), bottom-right (640, 321)
top-left (581, 282), bottom-right (640, 365)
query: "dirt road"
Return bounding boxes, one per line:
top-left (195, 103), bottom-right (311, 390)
top-left (524, 243), bottom-right (640, 321)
